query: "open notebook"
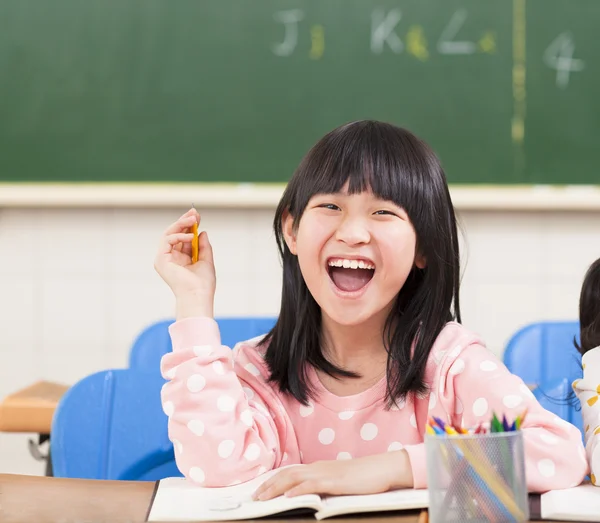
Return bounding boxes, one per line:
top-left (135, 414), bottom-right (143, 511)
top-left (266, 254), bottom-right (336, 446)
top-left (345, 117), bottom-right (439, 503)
top-left (148, 467), bottom-right (428, 521)
top-left (148, 466), bottom-right (600, 522)
top-left (536, 484), bottom-right (599, 522)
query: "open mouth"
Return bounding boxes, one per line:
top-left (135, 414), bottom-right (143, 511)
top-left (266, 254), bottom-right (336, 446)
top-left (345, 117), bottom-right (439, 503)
top-left (327, 257), bottom-right (375, 293)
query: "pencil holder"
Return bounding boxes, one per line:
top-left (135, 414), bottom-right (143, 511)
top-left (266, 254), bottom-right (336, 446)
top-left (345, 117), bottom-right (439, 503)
top-left (425, 432), bottom-right (529, 523)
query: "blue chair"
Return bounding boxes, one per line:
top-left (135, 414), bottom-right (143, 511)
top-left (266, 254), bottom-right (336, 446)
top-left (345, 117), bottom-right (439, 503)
top-left (51, 317), bottom-right (277, 480)
top-left (503, 321), bottom-right (583, 432)
top-left (51, 369), bottom-right (179, 481)
top-left (128, 317), bottom-right (277, 373)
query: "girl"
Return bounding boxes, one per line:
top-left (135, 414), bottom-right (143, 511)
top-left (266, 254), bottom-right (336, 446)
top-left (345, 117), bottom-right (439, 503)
top-left (155, 121), bottom-right (586, 498)
top-left (573, 257), bottom-right (600, 485)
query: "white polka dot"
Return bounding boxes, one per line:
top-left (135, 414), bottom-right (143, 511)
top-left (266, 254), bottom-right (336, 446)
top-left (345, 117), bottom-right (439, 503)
top-left (299, 402), bottom-right (314, 417)
top-left (173, 439), bottom-right (183, 454)
top-left (282, 452), bottom-right (289, 462)
top-left (318, 428), bottom-right (335, 445)
top-left (391, 397), bottom-right (406, 410)
top-left (434, 350), bottom-right (447, 364)
top-left (217, 395), bottom-right (236, 412)
top-left (337, 452), bottom-right (352, 460)
top-left (257, 466), bottom-right (268, 475)
top-left (472, 398), bottom-right (489, 417)
top-left (449, 358), bottom-right (465, 375)
top-left (161, 382), bottom-right (169, 396)
top-left (338, 410), bottom-right (355, 420)
top-left (537, 459), bottom-right (556, 478)
top-left (429, 393), bottom-right (437, 410)
top-left (454, 398), bottom-right (464, 415)
top-left (165, 365), bottom-right (179, 379)
top-left (245, 363), bottom-right (261, 376)
top-left (189, 466), bottom-right (205, 483)
top-left (255, 402), bottom-right (270, 417)
top-left (449, 346), bottom-right (462, 358)
top-left (163, 401), bottom-right (175, 417)
top-left (480, 360), bottom-right (498, 372)
top-left (187, 419), bottom-right (205, 436)
top-left (539, 432), bottom-right (559, 445)
top-left (187, 374), bottom-right (206, 393)
top-left (240, 409), bottom-right (253, 427)
top-left (212, 361), bottom-right (225, 375)
top-left (503, 395), bottom-right (524, 409)
top-left (519, 384), bottom-right (535, 398)
top-left (360, 423), bottom-right (378, 441)
top-left (410, 413), bottom-right (417, 428)
top-left (193, 345), bottom-right (213, 358)
top-left (244, 443), bottom-right (260, 461)
top-left (218, 440), bottom-right (236, 458)
top-left (242, 387), bottom-right (255, 400)
top-left (388, 442), bottom-right (404, 451)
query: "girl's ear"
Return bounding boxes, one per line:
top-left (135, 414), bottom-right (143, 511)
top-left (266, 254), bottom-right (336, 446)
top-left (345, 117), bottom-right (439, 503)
top-left (415, 252), bottom-right (427, 269)
top-left (281, 210), bottom-right (298, 255)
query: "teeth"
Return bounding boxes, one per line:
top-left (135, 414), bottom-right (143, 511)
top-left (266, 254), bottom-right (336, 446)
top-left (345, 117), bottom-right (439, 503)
top-left (327, 258), bottom-right (375, 270)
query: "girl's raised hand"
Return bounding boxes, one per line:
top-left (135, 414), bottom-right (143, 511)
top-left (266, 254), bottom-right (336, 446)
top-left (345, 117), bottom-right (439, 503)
top-left (154, 208), bottom-right (216, 318)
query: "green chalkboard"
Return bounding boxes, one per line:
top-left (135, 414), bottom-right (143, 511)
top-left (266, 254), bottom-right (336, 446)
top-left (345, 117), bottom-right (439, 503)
top-left (0, 0), bottom-right (598, 184)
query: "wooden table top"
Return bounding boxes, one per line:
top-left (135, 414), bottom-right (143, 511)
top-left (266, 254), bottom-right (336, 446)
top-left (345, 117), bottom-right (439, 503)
top-left (0, 380), bottom-right (69, 434)
top-left (0, 473), bottom-right (564, 523)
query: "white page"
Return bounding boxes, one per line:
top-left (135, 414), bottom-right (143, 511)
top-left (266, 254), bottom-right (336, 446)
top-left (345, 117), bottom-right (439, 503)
top-left (316, 489), bottom-right (429, 519)
top-left (541, 484), bottom-right (600, 522)
top-left (148, 473), bottom-right (322, 522)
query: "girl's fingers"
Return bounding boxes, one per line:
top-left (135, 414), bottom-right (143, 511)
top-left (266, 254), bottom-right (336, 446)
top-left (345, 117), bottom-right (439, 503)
top-left (197, 231), bottom-right (213, 263)
top-left (161, 232), bottom-right (194, 254)
top-left (164, 210), bottom-right (199, 236)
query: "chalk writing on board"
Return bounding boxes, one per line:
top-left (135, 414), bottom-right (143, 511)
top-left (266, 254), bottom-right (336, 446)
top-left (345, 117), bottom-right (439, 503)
top-left (543, 33), bottom-right (585, 89)
top-left (272, 9), bottom-right (304, 57)
top-left (406, 25), bottom-right (429, 61)
top-left (438, 9), bottom-right (476, 55)
top-left (371, 8), bottom-right (403, 54)
top-left (272, 8), bottom-right (494, 59)
top-left (310, 25), bottom-right (325, 60)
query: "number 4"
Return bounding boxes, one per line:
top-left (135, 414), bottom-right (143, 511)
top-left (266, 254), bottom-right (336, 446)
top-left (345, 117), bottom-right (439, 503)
top-left (543, 33), bottom-right (585, 89)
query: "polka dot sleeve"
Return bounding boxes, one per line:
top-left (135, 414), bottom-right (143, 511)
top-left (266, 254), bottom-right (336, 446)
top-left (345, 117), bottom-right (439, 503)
top-left (438, 343), bottom-right (588, 492)
top-left (573, 346), bottom-right (600, 486)
top-left (160, 317), bottom-right (297, 487)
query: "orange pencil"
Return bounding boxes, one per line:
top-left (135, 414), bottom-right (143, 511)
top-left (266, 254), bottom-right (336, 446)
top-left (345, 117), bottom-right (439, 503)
top-left (191, 204), bottom-right (199, 264)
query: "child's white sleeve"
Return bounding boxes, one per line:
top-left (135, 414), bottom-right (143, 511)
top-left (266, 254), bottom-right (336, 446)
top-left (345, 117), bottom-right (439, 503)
top-left (573, 346), bottom-right (600, 486)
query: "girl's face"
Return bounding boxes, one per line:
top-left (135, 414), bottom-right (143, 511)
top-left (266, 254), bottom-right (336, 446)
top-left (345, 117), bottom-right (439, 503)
top-left (283, 186), bottom-right (425, 327)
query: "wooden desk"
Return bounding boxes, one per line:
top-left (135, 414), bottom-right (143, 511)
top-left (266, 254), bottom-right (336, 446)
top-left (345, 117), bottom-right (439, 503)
top-left (0, 473), bottom-right (562, 523)
top-left (0, 380), bottom-right (69, 434)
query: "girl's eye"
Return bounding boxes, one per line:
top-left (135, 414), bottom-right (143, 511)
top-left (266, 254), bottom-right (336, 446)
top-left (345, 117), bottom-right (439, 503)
top-left (374, 210), bottom-right (397, 216)
top-left (320, 204), bottom-right (340, 211)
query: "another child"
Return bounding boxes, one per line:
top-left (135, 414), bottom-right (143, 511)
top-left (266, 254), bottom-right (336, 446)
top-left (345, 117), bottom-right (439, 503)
top-left (154, 121), bottom-right (586, 498)
top-left (573, 257), bottom-right (600, 485)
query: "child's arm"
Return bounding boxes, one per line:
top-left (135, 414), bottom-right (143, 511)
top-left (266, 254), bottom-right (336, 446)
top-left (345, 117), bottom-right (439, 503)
top-left (160, 317), bottom-right (299, 487)
top-left (573, 347), bottom-right (600, 485)
top-left (436, 342), bottom-right (588, 492)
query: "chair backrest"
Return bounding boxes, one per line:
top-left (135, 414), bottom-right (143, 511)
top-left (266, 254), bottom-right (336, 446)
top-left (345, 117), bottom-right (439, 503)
top-left (128, 317), bottom-right (277, 373)
top-left (51, 369), bottom-right (179, 481)
top-left (503, 321), bottom-right (583, 431)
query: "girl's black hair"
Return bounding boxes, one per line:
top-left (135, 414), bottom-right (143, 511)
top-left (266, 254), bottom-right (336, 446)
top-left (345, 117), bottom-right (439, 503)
top-left (262, 120), bottom-right (461, 407)
top-left (575, 257), bottom-right (600, 354)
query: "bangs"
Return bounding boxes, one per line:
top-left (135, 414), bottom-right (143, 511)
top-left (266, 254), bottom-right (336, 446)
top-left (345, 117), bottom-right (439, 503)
top-left (285, 120), bottom-right (439, 223)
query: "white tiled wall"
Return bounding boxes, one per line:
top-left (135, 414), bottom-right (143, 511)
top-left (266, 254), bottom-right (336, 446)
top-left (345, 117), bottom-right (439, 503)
top-left (1, 205), bottom-right (599, 475)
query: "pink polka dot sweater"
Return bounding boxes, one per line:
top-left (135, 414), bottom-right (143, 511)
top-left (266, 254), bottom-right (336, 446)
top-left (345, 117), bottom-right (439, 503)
top-left (160, 317), bottom-right (587, 492)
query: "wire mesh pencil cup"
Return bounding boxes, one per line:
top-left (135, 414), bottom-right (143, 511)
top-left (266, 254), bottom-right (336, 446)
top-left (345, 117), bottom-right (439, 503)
top-left (425, 432), bottom-right (529, 523)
